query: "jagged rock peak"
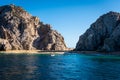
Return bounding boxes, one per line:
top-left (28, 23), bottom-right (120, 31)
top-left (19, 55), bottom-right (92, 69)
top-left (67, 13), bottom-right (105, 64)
top-left (0, 4), bottom-right (68, 51)
top-left (105, 11), bottom-right (120, 15)
top-left (0, 4), bottom-right (29, 14)
top-left (75, 11), bottom-right (120, 52)
top-left (0, 4), bottom-right (33, 20)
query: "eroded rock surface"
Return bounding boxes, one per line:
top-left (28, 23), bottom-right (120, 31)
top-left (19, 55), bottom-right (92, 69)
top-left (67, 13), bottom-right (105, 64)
top-left (75, 11), bottom-right (120, 52)
top-left (0, 4), bottom-right (67, 51)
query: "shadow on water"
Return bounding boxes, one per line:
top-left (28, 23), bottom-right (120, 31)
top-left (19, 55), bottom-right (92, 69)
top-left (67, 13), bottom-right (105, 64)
top-left (0, 53), bottom-right (120, 80)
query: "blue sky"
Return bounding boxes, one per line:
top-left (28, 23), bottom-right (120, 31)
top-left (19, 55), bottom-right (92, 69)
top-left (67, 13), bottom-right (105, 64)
top-left (0, 0), bottom-right (120, 48)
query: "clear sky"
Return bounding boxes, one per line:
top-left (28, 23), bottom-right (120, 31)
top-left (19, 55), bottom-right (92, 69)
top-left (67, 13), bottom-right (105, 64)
top-left (0, 0), bottom-right (120, 48)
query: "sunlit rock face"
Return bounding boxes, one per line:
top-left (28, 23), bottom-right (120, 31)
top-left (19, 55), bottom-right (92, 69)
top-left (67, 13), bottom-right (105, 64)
top-left (75, 11), bottom-right (120, 52)
top-left (0, 4), bottom-right (67, 51)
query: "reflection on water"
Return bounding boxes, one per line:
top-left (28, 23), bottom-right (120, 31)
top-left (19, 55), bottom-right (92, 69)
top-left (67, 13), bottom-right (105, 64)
top-left (0, 53), bottom-right (120, 80)
top-left (0, 55), bottom-right (38, 80)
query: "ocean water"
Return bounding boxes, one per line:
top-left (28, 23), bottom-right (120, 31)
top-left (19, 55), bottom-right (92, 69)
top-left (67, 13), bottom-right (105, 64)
top-left (0, 53), bottom-right (120, 80)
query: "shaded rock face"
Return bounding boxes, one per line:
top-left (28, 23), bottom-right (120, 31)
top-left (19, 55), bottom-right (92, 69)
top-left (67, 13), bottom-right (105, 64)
top-left (33, 24), bottom-right (67, 50)
top-left (0, 4), bottom-right (67, 50)
top-left (75, 11), bottom-right (120, 52)
top-left (0, 39), bottom-right (11, 50)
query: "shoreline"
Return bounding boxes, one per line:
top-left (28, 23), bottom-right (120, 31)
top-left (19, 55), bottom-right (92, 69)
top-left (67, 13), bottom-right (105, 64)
top-left (68, 51), bottom-right (120, 55)
top-left (0, 50), bottom-right (120, 55)
top-left (0, 50), bottom-right (69, 54)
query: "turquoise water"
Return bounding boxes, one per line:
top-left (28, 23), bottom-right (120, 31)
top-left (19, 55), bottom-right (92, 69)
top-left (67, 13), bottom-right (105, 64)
top-left (0, 53), bottom-right (120, 80)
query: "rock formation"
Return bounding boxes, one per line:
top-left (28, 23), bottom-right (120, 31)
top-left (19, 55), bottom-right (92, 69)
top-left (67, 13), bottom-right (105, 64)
top-left (0, 4), bottom-right (67, 51)
top-left (75, 11), bottom-right (120, 52)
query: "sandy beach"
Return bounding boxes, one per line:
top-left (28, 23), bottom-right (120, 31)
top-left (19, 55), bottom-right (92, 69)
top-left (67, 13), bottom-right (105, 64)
top-left (0, 50), bottom-right (67, 54)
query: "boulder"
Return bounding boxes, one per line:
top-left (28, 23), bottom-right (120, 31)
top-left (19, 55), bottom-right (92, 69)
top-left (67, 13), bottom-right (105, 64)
top-left (0, 39), bottom-right (11, 51)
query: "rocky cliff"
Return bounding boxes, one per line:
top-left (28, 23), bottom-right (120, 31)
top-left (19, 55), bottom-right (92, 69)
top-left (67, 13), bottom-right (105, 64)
top-left (0, 4), bottom-right (67, 51)
top-left (75, 11), bottom-right (120, 52)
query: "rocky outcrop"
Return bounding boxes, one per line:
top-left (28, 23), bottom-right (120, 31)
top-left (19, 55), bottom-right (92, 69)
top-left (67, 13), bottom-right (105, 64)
top-left (33, 24), bottom-right (67, 50)
top-left (75, 11), bottom-right (120, 52)
top-left (0, 39), bottom-right (11, 50)
top-left (0, 4), bottom-right (67, 51)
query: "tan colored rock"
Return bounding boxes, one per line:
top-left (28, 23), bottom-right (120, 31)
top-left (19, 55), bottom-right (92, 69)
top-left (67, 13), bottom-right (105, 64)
top-left (33, 24), bottom-right (67, 50)
top-left (0, 39), bottom-right (11, 50)
top-left (0, 4), bottom-right (68, 51)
